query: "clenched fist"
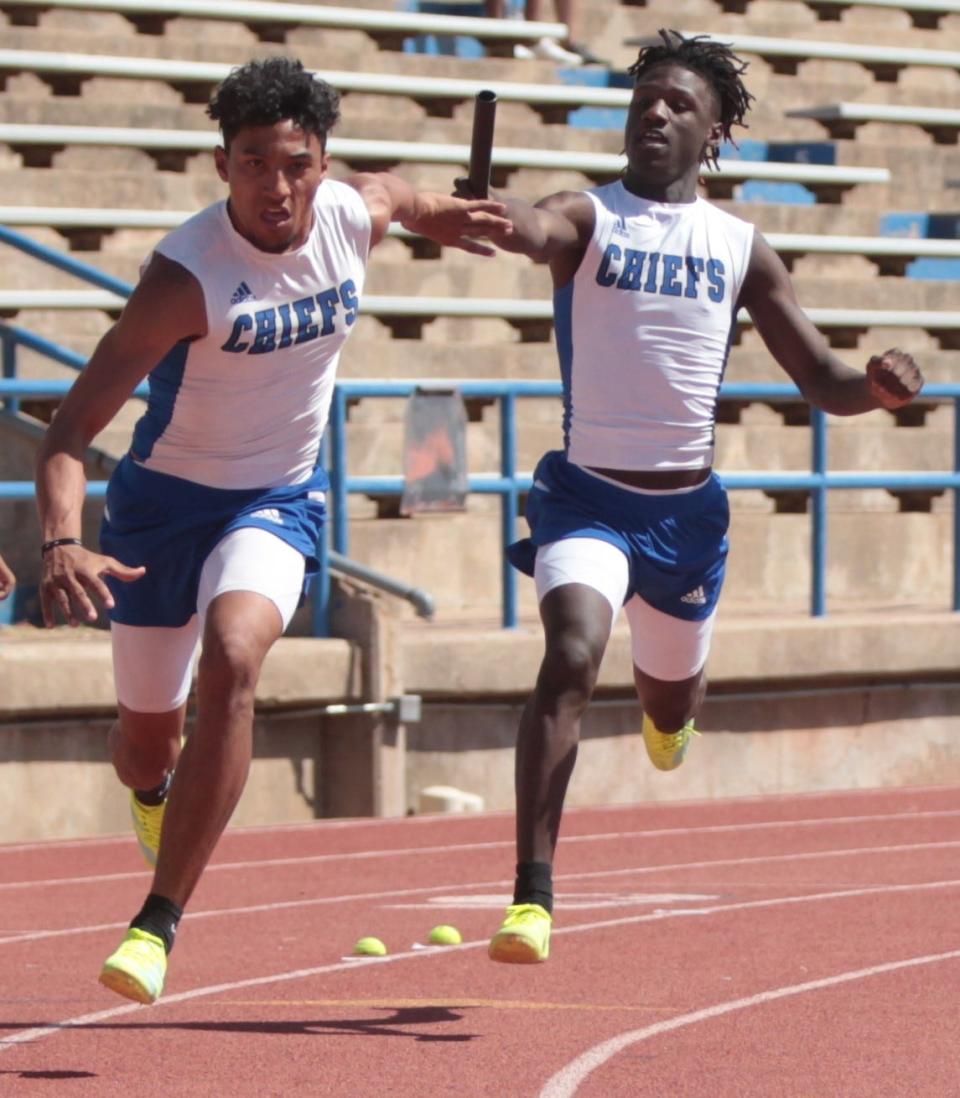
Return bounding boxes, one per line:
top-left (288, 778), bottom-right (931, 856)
top-left (866, 348), bottom-right (924, 410)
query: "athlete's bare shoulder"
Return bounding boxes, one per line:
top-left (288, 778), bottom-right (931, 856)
top-left (535, 190), bottom-right (595, 285)
top-left (536, 189), bottom-right (595, 234)
top-left (130, 252), bottom-right (207, 342)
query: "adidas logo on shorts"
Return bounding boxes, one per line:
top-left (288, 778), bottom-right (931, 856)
top-left (250, 508), bottom-right (284, 525)
top-left (680, 586), bottom-right (707, 606)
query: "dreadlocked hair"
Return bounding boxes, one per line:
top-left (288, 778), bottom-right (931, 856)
top-left (627, 29), bottom-right (754, 169)
top-left (207, 57), bottom-right (340, 149)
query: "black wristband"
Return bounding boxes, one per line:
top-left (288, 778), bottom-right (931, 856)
top-left (41, 537), bottom-right (83, 556)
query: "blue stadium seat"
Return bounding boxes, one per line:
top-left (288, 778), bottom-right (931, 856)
top-left (560, 70), bottom-right (628, 130)
top-left (880, 211), bottom-right (960, 277)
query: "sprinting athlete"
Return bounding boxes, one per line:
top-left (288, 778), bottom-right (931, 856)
top-left (461, 30), bottom-right (923, 964)
top-left (34, 56), bottom-right (510, 1005)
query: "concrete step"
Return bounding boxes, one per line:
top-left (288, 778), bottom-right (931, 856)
top-left (0, 166), bottom-right (222, 208)
top-left (7, 81), bottom-right (960, 165)
top-left (2, 194), bottom-right (938, 247)
top-left (0, 260), bottom-right (950, 319)
top-left (607, 0), bottom-right (960, 53)
top-left (0, 24), bottom-right (564, 83)
top-left (339, 503), bottom-right (955, 618)
top-left (338, 412), bottom-right (949, 480)
top-left (7, 308), bottom-right (957, 392)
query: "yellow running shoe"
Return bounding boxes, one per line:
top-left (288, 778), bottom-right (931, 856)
top-left (99, 928), bottom-right (167, 1004)
top-left (130, 790), bottom-right (165, 867)
top-left (642, 713), bottom-right (700, 771)
top-left (488, 903), bottom-right (552, 964)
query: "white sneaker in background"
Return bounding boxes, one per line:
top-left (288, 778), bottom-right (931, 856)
top-left (531, 36), bottom-right (584, 66)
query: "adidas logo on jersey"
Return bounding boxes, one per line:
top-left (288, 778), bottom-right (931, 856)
top-left (680, 586), bottom-right (707, 606)
top-left (250, 508), bottom-right (284, 525)
top-left (230, 281), bottom-right (255, 305)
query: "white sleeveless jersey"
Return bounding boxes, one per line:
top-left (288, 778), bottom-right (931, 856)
top-left (557, 180), bottom-right (754, 470)
top-left (130, 179), bottom-right (371, 489)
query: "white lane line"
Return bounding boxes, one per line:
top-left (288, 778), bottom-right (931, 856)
top-left (538, 949), bottom-right (960, 1098)
top-left (6, 808), bottom-right (960, 891)
top-left (4, 875), bottom-right (960, 1054)
top-left (0, 808), bottom-right (516, 855)
top-left (0, 876), bottom-right (513, 945)
top-left (2, 780), bottom-right (956, 855)
top-left (3, 837), bottom-right (960, 946)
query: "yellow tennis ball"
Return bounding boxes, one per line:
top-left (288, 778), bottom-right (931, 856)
top-left (354, 936), bottom-right (387, 956)
top-left (428, 924), bottom-right (462, 946)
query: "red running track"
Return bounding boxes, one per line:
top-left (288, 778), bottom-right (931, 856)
top-left (1, 783), bottom-right (960, 1097)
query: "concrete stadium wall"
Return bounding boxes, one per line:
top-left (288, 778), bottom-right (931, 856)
top-left (404, 684), bottom-right (960, 816)
top-left (2, 593), bottom-right (958, 841)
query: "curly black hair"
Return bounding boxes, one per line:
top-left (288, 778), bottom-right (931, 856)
top-left (628, 29), bottom-right (754, 168)
top-left (207, 57), bottom-right (340, 148)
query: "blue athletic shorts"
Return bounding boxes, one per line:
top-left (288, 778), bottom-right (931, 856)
top-left (100, 456), bottom-right (328, 628)
top-left (507, 450), bottom-right (729, 622)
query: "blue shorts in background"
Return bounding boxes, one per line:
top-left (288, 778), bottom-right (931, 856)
top-left (100, 456), bottom-right (328, 628)
top-left (507, 450), bottom-right (729, 622)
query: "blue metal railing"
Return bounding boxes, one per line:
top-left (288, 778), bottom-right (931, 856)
top-left (4, 363), bottom-right (959, 626)
top-left (0, 225), bottom-right (133, 297)
top-left (1, 223), bottom-right (959, 628)
top-left (327, 379), bottom-right (960, 624)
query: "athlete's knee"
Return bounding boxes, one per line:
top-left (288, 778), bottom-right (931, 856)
top-left (537, 633), bottom-right (603, 710)
top-left (110, 711), bottom-right (183, 789)
top-left (197, 629), bottom-right (265, 703)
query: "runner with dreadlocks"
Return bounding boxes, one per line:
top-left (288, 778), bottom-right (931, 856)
top-left (459, 28), bottom-right (923, 964)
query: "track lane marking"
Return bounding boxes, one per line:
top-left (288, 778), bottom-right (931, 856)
top-left (3, 875), bottom-right (960, 1052)
top-left (1, 780), bottom-right (956, 855)
top-left (5, 810), bottom-right (960, 890)
top-left (2, 838), bottom-right (960, 945)
top-left (539, 949), bottom-right (960, 1097)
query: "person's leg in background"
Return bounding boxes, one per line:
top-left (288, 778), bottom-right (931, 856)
top-left (492, 0), bottom-right (589, 65)
top-left (626, 595), bottom-right (716, 771)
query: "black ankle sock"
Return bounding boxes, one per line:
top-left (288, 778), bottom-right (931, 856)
top-left (131, 893), bottom-right (182, 954)
top-left (513, 861), bottom-right (554, 915)
top-left (133, 772), bottom-right (172, 807)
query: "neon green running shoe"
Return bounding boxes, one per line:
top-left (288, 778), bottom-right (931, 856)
top-left (642, 713), bottom-right (700, 771)
top-left (99, 928), bottom-right (167, 1004)
top-left (130, 790), bottom-right (165, 867)
top-left (488, 903), bottom-right (552, 964)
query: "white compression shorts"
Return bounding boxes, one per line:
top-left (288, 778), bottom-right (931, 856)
top-left (533, 536), bottom-right (717, 682)
top-left (111, 526), bottom-right (306, 714)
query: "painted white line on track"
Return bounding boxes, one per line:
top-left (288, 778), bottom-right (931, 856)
top-left (538, 948), bottom-right (960, 1098)
top-left (3, 875), bottom-right (960, 1054)
top-left (6, 808), bottom-right (960, 891)
top-left (0, 876), bottom-right (513, 945)
top-left (2, 779), bottom-right (956, 856)
top-left (3, 838), bottom-right (960, 946)
top-left (0, 808), bottom-right (514, 855)
top-left (1, 799), bottom-right (959, 864)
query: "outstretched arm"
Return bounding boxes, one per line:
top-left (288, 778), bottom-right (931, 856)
top-left (35, 253), bottom-right (205, 627)
top-left (739, 232), bottom-right (923, 414)
top-left (346, 171), bottom-right (512, 255)
top-left (454, 182), bottom-right (594, 285)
